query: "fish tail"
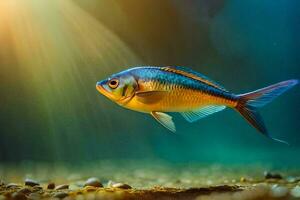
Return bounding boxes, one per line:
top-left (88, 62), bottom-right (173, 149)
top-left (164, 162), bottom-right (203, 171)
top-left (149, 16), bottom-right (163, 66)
top-left (235, 79), bottom-right (298, 145)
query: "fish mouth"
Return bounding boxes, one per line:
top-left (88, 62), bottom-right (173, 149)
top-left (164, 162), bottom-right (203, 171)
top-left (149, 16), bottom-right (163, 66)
top-left (96, 82), bottom-right (115, 100)
top-left (96, 82), bottom-right (105, 93)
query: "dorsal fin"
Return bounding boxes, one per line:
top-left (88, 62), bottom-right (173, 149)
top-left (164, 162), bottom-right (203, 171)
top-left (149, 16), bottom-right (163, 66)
top-left (160, 66), bottom-right (228, 92)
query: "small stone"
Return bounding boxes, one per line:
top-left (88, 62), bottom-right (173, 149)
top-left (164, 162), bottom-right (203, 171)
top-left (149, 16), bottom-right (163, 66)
top-left (264, 171), bottom-right (283, 179)
top-left (84, 177), bottom-right (103, 188)
top-left (11, 192), bottom-right (26, 200)
top-left (33, 185), bottom-right (42, 189)
top-left (32, 185), bottom-right (43, 192)
top-left (291, 186), bottom-right (300, 198)
top-left (111, 182), bottom-right (132, 189)
top-left (240, 177), bottom-right (247, 182)
top-left (286, 176), bottom-right (300, 183)
top-left (47, 182), bottom-right (55, 189)
top-left (55, 184), bottom-right (69, 190)
top-left (25, 178), bottom-right (40, 187)
top-left (254, 183), bottom-right (269, 188)
top-left (53, 192), bottom-right (68, 199)
top-left (17, 187), bottom-right (31, 194)
top-left (6, 183), bottom-right (21, 189)
top-left (270, 185), bottom-right (288, 198)
top-left (84, 186), bottom-right (97, 192)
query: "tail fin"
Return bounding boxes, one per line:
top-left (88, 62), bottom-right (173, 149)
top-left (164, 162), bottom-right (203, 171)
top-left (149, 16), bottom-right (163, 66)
top-left (236, 79), bottom-right (298, 145)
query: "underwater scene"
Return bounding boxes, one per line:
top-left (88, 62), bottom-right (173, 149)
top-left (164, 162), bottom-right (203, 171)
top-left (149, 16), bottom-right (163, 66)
top-left (0, 0), bottom-right (300, 199)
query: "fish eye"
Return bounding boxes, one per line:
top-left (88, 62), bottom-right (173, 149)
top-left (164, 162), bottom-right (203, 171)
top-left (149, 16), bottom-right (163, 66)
top-left (108, 78), bottom-right (119, 89)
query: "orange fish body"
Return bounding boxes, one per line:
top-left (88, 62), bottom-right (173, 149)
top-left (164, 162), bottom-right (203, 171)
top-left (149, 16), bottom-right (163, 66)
top-left (96, 66), bottom-right (298, 144)
top-left (124, 78), bottom-right (237, 113)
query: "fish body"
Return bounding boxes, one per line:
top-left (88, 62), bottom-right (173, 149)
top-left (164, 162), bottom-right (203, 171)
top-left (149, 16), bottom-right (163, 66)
top-left (96, 66), bottom-right (298, 144)
top-left (122, 67), bottom-right (238, 113)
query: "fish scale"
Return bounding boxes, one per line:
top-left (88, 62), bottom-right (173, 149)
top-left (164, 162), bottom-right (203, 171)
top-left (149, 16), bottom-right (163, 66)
top-left (133, 67), bottom-right (237, 109)
top-left (139, 77), bottom-right (234, 111)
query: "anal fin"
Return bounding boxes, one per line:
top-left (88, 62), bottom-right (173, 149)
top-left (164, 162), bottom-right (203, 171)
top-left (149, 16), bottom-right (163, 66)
top-left (181, 105), bottom-right (226, 123)
top-left (151, 111), bottom-right (176, 132)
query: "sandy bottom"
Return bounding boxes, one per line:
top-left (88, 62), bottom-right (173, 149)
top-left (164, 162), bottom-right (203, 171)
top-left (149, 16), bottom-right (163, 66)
top-left (0, 161), bottom-right (299, 199)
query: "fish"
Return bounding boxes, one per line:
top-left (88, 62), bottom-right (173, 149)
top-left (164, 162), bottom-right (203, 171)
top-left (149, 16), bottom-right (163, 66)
top-left (96, 66), bottom-right (298, 144)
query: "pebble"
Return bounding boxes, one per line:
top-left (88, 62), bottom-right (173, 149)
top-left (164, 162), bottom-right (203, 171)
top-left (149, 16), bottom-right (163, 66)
top-left (290, 186), bottom-right (300, 198)
top-left (254, 183), bottom-right (269, 188)
top-left (33, 185), bottom-right (43, 189)
top-left (286, 176), bottom-right (300, 183)
top-left (55, 184), bottom-right (69, 190)
top-left (264, 171), bottom-right (283, 179)
top-left (47, 182), bottom-right (55, 189)
top-left (17, 187), bottom-right (31, 194)
top-left (84, 186), bottom-right (97, 192)
top-left (53, 192), bottom-right (69, 199)
top-left (84, 177), bottom-right (103, 188)
top-left (25, 178), bottom-right (40, 187)
top-left (111, 182), bottom-right (132, 189)
top-left (6, 183), bottom-right (20, 189)
top-left (240, 177), bottom-right (247, 182)
top-left (11, 192), bottom-right (26, 200)
top-left (270, 185), bottom-right (288, 198)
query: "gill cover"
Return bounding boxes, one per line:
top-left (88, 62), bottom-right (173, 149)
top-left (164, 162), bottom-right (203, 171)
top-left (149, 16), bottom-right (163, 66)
top-left (115, 75), bottom-right (138, 105)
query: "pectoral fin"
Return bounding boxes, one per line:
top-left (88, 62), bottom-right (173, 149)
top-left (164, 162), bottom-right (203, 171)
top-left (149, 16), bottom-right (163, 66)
top-left (136, 91), bottom-right (167, 104)
top-left (151, 111), bottom-right (176, 132)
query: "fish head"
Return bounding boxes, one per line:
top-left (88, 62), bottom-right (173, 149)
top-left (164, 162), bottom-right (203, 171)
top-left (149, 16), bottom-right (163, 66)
top-left (96, 72), bottom-right (138, 105)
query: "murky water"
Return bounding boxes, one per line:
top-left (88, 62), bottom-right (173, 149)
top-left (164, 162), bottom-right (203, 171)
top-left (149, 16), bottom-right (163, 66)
top-left (0, 0), bottom-right (299, 199)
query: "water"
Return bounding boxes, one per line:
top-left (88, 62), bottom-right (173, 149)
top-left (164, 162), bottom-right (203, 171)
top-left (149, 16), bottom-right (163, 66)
top-left (0, 0), bottom-right (299, 196)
